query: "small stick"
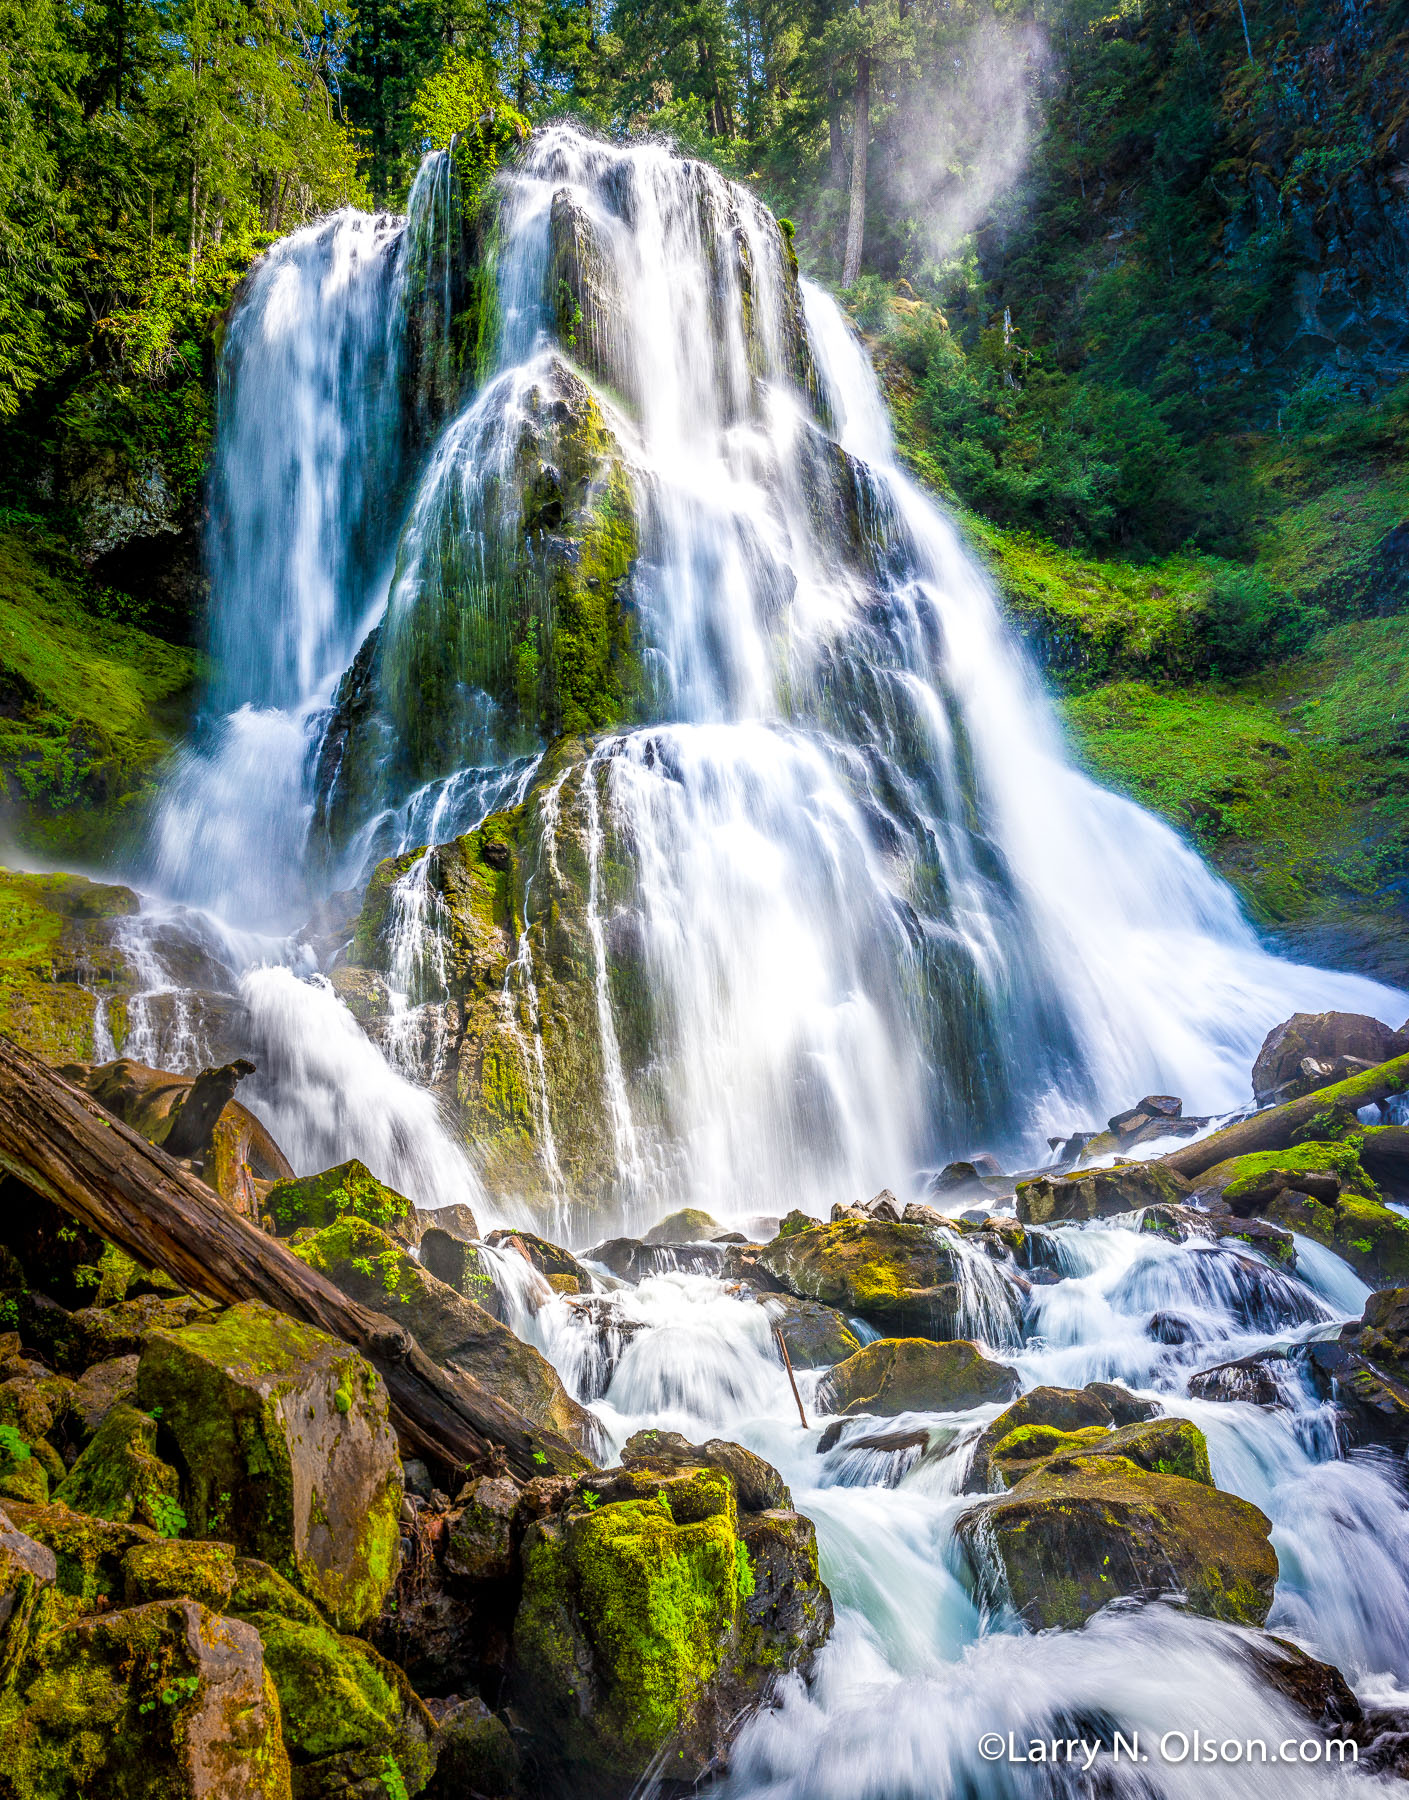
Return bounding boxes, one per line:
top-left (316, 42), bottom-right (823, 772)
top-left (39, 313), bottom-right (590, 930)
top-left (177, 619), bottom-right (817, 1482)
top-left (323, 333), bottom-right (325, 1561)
top-left (773, 1325), bottom-right (808, 1428)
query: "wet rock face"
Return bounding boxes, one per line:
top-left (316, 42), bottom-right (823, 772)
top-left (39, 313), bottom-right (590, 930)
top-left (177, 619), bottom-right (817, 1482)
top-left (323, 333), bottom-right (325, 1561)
top-left (1264, 1186), bottom-right (1409, 1287)
top-left (0, 1596), bottom-right (292, 1798)
top-left (817, 1338), bottom-right (1020, 1418)
top-left (756, 1218), bottom-right (966, 1338)
top-left (1252, 1010), bottom-right (1409, 1104)
top-left (756, 1291), bottom-right (861, 1369)
top-left (135, 1302), bottom-right (403, 1631)
top-left (510, 1452), bottom-right (831, 1799)
top-left (964, 1384), bottom-right (1143, 1492)
top-left (1015, 1161), bottom-right (1190, 1225)
top-left (0, 868), bottom-right (139, 1066)
top-left (265, 1158), bottom-right (414, 1240)
top-left (957, 1445), bottom-right (1278, 1632)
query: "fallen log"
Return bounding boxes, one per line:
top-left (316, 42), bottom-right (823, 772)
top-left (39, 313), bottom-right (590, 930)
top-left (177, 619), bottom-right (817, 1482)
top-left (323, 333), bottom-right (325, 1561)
top-left (1159, 1052), bottom-right (1409, 1182)
top-left (0, 1033), bottom-right (588, 1481)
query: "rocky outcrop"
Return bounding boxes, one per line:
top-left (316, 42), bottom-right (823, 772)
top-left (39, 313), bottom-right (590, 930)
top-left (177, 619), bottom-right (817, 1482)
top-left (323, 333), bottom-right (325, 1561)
top-left (964, 1384), bottom-right (1160, 1492)
top-left (511, 1450), bottom-right (831, 1798)
top-left (136, 1302), bottom-right (403, 1630)
top-left (0, 868), bottom-right (139, 1065)
top-left (1263, 1187), bottom-right (1409, 1287)
top-left (957, 1440), bottom-right (1278, 1631)
top-left (264, 1157), bottom-right (414, 1239)
top-left (755, 1292), bottom-right (861, 1368)
top-left (816, 1338), bottom-right (1019, 1417)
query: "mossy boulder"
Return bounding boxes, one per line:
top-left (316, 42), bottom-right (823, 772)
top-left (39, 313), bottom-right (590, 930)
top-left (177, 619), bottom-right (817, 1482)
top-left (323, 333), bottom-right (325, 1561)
top-left (1263, 1188), bottom-right (1409, 1285)
top-left (0, 1431), bottom-right (50, 1504)
top-left (54, 1402), bottom-right (182, 1532)
top-left (1015, 1161), bottom-right (1190, 1225)
top-left (418, 1227), bottom-right (497, 1308)
top-left (135, 1302), bottom-right (403, 1630)
top-left (758, 1293), bottom-right (861, 1369)
top-left (644, 1209), bottom-right (719, 1245)
top-left (425, 1696), bottom-right (518, 1798)
top-left (0, 1503), bottom-right (56, 1623)
top-left (243, 1611), bottom-right (438, 1798)
top-left (292, 1217), bottom-right (599, 1459)
top-left (68, 1293), bottom-right (211, 1370)
top-left (756, 1219), bottom-right (964, 1337)
top-left (965, 1385), bottom-right (1156, 1492)
top-left (69, 1354), bottom-right (140, 1441)
top-left (512, 1458), bottom-right (830, 1797)
top-left (0, 1597), bottom-right (292, 1798)
top-left (264, 1159), bottom-right (413, 1240)
top-left (486, 1228), bottom-right (594, 1297)
top-left (957, 1453), bottom-right (1277, 1630)
top-left (816, 1338), bottom-right (1019, 1418)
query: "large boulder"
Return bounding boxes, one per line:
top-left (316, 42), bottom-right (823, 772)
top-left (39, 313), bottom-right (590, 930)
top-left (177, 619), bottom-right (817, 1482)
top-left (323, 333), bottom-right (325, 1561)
top-left (0, 1597), bottom-right (292, 1798)
top-left (3, 1499), bottom-right (156, 1607)
top-left (136, 1302), bottom-right (403, 1630)
top-left (1252, 1012), bottom-right (1409, 1104)
top-left (985, 1415), bottom-right (1212, 1493)
top-left (965, 1385), bottom-right (1127, 1492)
top-left (292, 1217), bottom-right (600, 1456)
top-left (1195, 1139), bottom-right (1368, 1217)
top-left (755, 1218), bottom-right (965, 1337)
top-left (486, 1228), bottom-right (595, 1296)
top-left (956, 1450), bottom-right (1277, 1631)
top-left (643, 1208), bottom-right (720, 1245)
top-left (1015, 1161), bottom-right (1190, 1225)
top-left (816, 1338), bottom-right (1019, 1417)
top-left (0, 1504), bottom-right (56, 1628)
top-left (511, 1454), bottom-right (831, 1798)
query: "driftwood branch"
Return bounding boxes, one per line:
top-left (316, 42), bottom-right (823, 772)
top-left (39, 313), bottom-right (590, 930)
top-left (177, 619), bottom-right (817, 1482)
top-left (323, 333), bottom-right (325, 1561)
top-left (163, 1058), bottom-right (256, 1159)
top-left (0, 1034), bottom-right (587, 1480)
top-left (1159, 1052), bottom-right (1409, 1182)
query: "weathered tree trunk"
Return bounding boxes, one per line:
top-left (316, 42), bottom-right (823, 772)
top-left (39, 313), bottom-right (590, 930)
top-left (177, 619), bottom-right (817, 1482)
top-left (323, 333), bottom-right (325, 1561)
top-left (827, 84), bottom-right (847, 186)
top-left (1158, 1053), bottom-right (1409, 1181)
top-left (163, 1059), bottom-right (256, 1160)
top-left (842, 54), bottom-right (870, 286)
top-left (0, 1034), bottom-right (588, 1481)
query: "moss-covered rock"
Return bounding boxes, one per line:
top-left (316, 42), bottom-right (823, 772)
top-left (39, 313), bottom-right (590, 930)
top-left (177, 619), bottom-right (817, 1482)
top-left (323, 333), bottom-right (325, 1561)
top-left (68, 1293), bottom-right (212, 1370)
top-left (957, 1453), bottom-right (1277, 1630)
top-left (0, 866), bottom-right (144, 1062)
top-left (418, 1227), bottom-right (498, 1308)
top-left (1263, 1188), bottom-right (1409, 1286)
top-left (54, 1402), bottom-right (183, 1533)
top-left (264, 1159), bottom-right (414, 1239)
top-left (68, 1354), bottom-right (140, 1442)
top-left (242, 1610), bottom-right (438, 1797)
top-left (0, 1502), bottom-right (56, 1625)
top-left (119, 1536), bottom-right (325, 1625)
top-left (1015, 1161), bottom-right (1191, 1225)
top-left (0, 1596), bottom-right (292, 1798)
top-left (291, 1217), bottom-right (599, 1459)
top-left (756, 1219), bottom-right (965, 1338)
top-left (135, 1302), bottom-right (403, 1630)
top-left (424, 1696), bottom-right (518, 1799)
top-left (1198, 1138), bottom-right (1373, 1215)
top-left (511, 1457), bottom-right (829, 1798)
top-left (816, 1337), bottom-right (1019, 1417)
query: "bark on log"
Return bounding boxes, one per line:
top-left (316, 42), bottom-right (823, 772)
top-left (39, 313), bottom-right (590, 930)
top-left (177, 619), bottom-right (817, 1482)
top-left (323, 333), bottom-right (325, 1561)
top-left (0, 1033), bottom-right (589, 1480)
top-left (1159, 1052), bottom-right (1409, 1181)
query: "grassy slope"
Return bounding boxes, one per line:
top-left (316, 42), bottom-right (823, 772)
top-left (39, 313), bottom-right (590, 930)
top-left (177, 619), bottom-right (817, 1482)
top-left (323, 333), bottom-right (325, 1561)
top-left (882, 350), bottom-right (1409, 986)
top-left (0, 526), bottom-right (200, 861)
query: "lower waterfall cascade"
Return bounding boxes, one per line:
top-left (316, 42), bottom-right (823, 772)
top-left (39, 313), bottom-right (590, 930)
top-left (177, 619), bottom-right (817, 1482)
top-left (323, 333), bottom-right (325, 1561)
top-left (29, 123), bottom-right (1409, 1795)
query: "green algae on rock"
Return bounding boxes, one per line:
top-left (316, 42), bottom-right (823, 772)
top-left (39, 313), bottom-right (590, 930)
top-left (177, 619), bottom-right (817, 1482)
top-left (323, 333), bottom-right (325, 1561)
top-left (1263, 1188), bottom-right (1409, 1287)
top-left (135, 1301), bottom-right (403, 1630)
top-left (0, 865), bottom-right (139, 1063)
top-left (957, 1452), bottom-right (1277, 1631)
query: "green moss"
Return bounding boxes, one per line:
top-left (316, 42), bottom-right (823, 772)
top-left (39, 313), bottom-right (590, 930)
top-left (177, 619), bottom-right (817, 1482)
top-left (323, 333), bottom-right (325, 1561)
top-left (265, 1159), bottom-right (413, 1238)
top-left (515, 1470), bottom-right (742, 1768)
top-left (0, 527), bottom-right (199, 858)
top-left (1213, 1138), bottom-right (1376, 1202)
top-left (4, 1499), bottom-right (156, 1606)
top-left (1265, 1188), bottom-right (1409, 1286)
top-left (54, 1404), bottom-right (182, 1532)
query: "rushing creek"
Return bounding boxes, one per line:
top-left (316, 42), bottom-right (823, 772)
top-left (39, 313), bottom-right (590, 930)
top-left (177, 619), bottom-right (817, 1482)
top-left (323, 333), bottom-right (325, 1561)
top-left (47, 124), bottom-right (1409, 1792)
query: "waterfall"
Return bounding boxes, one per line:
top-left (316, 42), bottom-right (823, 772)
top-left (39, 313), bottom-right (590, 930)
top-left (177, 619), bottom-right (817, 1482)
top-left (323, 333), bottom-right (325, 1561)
top-left (114, 123), bottom-right (1401, 1225)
